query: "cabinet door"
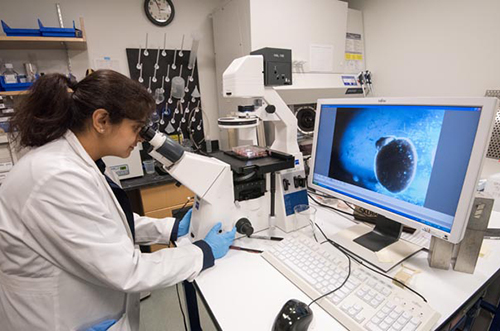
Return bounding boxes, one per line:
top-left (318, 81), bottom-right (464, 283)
top-left (140, 182), bottom-right (194, 252)
top-left (145, 206), bottom-right (174, 219)
top-left (141, 183), bottom-right (194, 213)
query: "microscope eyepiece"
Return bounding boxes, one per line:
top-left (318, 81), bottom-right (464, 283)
top-left (140, 126), bottom-right (156, 141)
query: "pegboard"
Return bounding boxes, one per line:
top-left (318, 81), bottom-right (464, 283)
top-left (485, 90), bottom-right (500, 159)
top-left (126, 48), bottom-right (204, 147)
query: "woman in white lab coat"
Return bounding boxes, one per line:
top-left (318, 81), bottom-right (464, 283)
top-left (0, 70), bottom-right (236, 331)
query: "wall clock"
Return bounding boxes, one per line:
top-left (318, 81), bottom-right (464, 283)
top-left (144, 0), bottom-right (175, 26)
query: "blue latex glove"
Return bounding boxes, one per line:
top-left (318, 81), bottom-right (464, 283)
top-left (178, 208), bottom-right (192, 237)
top-left (86, 319), bottom-right (117, 331)
top-left (204, 222), bottom-right (236, 259)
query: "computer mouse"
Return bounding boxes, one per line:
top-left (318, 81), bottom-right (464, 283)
top-left (272, 299), bottom-right (313, 331)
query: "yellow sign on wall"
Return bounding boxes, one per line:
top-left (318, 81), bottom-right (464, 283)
top-left (345, 53), bottom-right (363, 61)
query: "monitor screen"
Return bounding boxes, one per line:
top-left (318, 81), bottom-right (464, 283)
top-left (310, 98), bottom-right (496, 243)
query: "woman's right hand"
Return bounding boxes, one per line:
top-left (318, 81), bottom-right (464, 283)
top-left (204, 223), bottom-right (236, 259)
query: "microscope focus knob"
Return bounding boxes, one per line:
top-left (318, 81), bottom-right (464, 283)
top-left (236, 218), bottom-right (254, 237)
top-left (266, 105), bottom-right (276, 114)
top-left (283, 178), bottom-right (290, 191)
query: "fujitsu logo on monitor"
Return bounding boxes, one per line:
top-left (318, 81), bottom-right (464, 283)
top-left (378, 98), bottom-right (387, 103)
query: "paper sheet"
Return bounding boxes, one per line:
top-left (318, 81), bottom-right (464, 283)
top-left (376, 249), bottom-right (395, 263)
top-left (484, 175), bottom-right (500, 211)
top-left (345, 32), bottom-right (364, 72)
top-left (310, 44), bottom-right (334, 72)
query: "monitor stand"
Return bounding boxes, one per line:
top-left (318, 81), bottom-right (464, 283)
top-left (329, 219), bottom-right (422, 272)
top-left (353, 215), bottom-right (403, 252)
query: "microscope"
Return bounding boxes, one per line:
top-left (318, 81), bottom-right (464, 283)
top-left (142, 54), bottom-right (309, 241)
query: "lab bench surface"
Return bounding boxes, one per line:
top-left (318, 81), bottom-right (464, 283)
top-left (185, 205), bottom-right (500, 331)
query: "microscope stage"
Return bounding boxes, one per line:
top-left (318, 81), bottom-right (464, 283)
top-left (209, 150), bottom-right (295, 175)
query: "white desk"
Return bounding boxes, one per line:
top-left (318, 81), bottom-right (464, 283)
top-left (192, 206), bottom-right (500, 330)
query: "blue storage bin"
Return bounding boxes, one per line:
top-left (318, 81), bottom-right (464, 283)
top-left (0, 121), bottom-right (10, 133)
top-left (1, 20), bottom-right (41, 37)
top-left (0, 76), bottom-right (33, 92)
top-left (38, 19), bottom-right (81, 38)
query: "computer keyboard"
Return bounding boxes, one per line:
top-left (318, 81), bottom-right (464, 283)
top-left (262, 232), bottom-right (440, 331)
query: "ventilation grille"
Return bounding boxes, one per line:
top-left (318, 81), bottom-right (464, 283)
top-left (486, 90), bottom-right (500, 159)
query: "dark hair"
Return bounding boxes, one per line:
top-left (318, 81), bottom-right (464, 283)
top-left (10, 70), bottom-right (155, 147)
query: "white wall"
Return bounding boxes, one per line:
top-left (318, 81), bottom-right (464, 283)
top-left (348, 0), bottom-right (500, 97)
top-left (0, 0), bottom-right (222, 139)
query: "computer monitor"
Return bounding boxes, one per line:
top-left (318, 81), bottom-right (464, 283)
top-left (309, 97), bottom-right (497, 251)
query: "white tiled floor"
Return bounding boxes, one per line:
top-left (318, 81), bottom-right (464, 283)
top-left (140, 284), bottom-right (218, 331)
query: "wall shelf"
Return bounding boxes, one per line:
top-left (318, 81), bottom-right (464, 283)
top-left (0, 18), bottom-right (87, 50)
top-left (0, 89), bottom-right (75, 96)
top-left (0, 90), bottom-right (29, 96)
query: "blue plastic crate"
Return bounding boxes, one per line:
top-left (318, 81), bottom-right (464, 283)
top-left (0, 76), bottom-right (33, 92)
top-left (1, 20), bottom-right (41, 37)
top-left (0, 121), bottom-right (10, 133)
top-left (38, 19), bottom-right (80, 38)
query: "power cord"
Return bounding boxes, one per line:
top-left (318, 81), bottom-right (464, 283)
top-left (314, 222), bottom-right (428, 303)
top-left (307, 192), bottom-right (354, 220)
top-left (172, 197), bottom-right (194, 225)
top-left (179, 196), bottom-right (193, 211)
top-left (307, 189), bottom-right (373, 218)
top-left (176, 283), bottom-right (188, 331)
top-left (308, 242), bottom-right (352, 307)
top-left (344, 201), bottom-right (360, 213)
top-left (307, 189), bottom-right (417, 235)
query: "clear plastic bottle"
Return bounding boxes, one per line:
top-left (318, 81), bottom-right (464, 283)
top-left (2, 64), bottom-right (19, 84)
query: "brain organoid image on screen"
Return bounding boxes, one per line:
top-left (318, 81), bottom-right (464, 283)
top-left (375, 136), bottom-right (417, 193)
top-left (329, 106), bottom-right (445, 206)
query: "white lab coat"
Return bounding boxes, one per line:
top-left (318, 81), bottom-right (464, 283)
top-left (0, 131), bottom-right (205, 331)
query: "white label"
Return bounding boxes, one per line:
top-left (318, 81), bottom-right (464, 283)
top-left (0, 162), bottom-right (13, 172)
top-left (4, 74), bottom-right (17, 84)
top-left (110, 164), bottom-right (130, 177)
top-left (0, 104), bottom-right (5, 109)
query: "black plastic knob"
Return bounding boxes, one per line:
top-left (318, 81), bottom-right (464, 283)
top-left (266, 105), bottom-right (276, 114)
top-left (283, 178), bottom-right (290, 191)
top-left (294, 176), bottom-right (306, 188)
top-left (236, 218), bottom-right (254, 237)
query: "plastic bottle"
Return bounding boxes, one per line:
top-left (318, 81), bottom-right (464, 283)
top-left (2, 64), bottom-right (18, 84)
top-left (170, 65), bottom-right (185, 99)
